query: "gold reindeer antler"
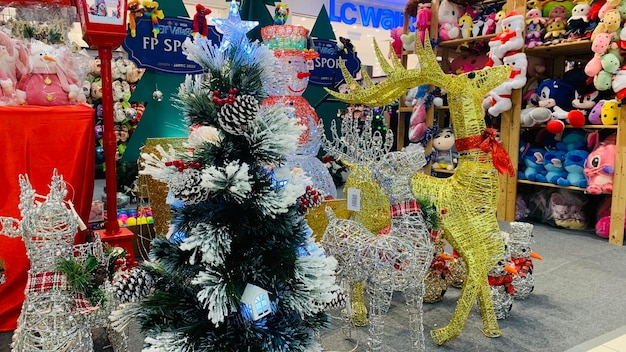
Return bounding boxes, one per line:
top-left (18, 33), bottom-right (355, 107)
top-left (326, 33), bottom-right (511, 107)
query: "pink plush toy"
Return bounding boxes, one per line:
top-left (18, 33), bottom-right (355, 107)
top-left (390, 27), bottom-right (403, 59)
top-left (0, 32), bottom-right (29, 86)
top-left (594, 196), bottom-right (626, 238)
top-left (438, 0), bottom-right (462, 41)
top-left (415, 3), bottom-right (432, 45)
top-left (584, 133), bottom-right (616, 194)
top-left (584, 32), bottom-right (616, 77)
top-left (16, 42), bottom-right (84, 106)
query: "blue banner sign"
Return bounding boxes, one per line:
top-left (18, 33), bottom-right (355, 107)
top-left (122, 17), bottom-right (222, 75)
top-left (309, 39), bottom-right (361, 87)
top-left (328, 0), bottom-right (416, 31)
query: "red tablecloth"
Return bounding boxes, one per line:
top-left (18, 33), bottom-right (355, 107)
top-left (0, 105), bottom-right (95, 332)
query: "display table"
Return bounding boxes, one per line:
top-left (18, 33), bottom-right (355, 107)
top-left (0, 105), bottom-right (95, 332)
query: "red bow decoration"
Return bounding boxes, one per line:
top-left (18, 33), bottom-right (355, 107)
top-left (478, 128), bottom-right (515, 177)
top-left (512, 257), bottom-right (534, 278)
top-left (488, 274), bottom-right (516, 295)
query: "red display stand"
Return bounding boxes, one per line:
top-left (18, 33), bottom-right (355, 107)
top-left (0, 105), bottom-right (95, 332)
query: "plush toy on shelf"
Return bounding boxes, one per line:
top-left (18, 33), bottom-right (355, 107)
top-left (549, 189), bottom-right (588, 229)
top-left (488, 11), bottom-right (525, 65)
top-left (390, 27), bottom-right (403, 58)
top-left (16, 42), bottom-right (85, 106)
top-left (0, 31), bottom-right (29, 89)
top-left (459, 12), bottom-right (473, 39)
top-left (438, 0), bottom-right (462, 41)
top-left (595, 196), bottom-right (626, 238)
top-left (600, 99), bottom-right (620, 125)
top-left (585, 132), bottom-right (617, 194)
top-left (431, 127), bottom-right (458, 170)
top-left (532, 78), bottom-right (576, 133)
top-left (518, 146), bottom-right (547, 181)
top-left (541, 149), bottom-right (567, 184)
top-left (557, 149), bottom-right (590, 187)
top-left (415, 2), bottom-right (432, 45)
top-left (567, 84), bottom-right (606, 127)
top-left (525, 8), bottom-right (547, 48)
top-left (401, 32), bottom-right (416, 53)
top-left (483, 51), bottom-right (528, 116)
top-left (566, 1), bottom-right (591, 41)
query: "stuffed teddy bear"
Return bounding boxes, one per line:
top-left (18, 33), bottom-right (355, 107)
top-left (390, 27), bottom-right (403, 59)
top-left (432, 128), bottom-right (458, 170)
top-left (541, 149), bottom-right (567, 184)
top-left (584, 132), bottom-right (616, 194)
top-left (556, 149), bottom-right (589, 187)
top-left (438, 0), bottom-right (462, 41)
top-left (525, 8), bottom-right (546, 48)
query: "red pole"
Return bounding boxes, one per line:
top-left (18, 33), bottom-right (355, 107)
top-left (98, 46), bottom-right (120, 235)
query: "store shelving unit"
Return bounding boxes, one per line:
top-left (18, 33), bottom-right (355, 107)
top-left (400, 0), bottom-right (625, 245)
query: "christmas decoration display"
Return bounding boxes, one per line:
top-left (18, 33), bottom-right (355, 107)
top-left (509, 222), bottom-right (542, 299)
top-left (260, 13), bottom-right (337, 199)
top-left (423, 231), bottom-right (452, 303)
top-left (487, 247), bottom-right (517, 320)
top-left (447, 249), bottom-right (466, 289)
top-left (327, 34), bottom-right (513, 345)
top-left (192, 4), bottom-right (211, 38)
top-left (322, 113), bottom-right (393, 326)
top-left (321, 148), bottom-right (433, 352)
top-left (114, 5), bottom-right (339, 350)
top-left (0, 170), bottom-right (94, 351)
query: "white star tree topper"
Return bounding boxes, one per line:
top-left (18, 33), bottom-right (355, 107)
top-left (210, 0), bottom-right (259, 50)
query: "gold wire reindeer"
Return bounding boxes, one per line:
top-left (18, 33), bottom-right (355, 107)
top-left (326, 34), bottom-right (514, 345)
top-left (322, 114), bottom-right (393, 327)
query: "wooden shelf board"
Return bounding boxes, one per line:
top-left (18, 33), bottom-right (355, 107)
top-left (523, 124), bottom-right (618, 130)
top-left (434, 106), bottom-right (449, 110)
top-left (524, 40), bottom-right (591, 58)
top-left (517, 179), bottom-right (587, 192)
top-left (438, 34), bottom-right (497, 50)
top-left (399, 106), bottom-right (413, 113)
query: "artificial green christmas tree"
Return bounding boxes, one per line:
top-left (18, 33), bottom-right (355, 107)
top-left (111, 3), bottom-right (339, 351)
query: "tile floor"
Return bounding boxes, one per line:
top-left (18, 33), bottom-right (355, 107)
top-left (566, 326), bottom-right (626, 352)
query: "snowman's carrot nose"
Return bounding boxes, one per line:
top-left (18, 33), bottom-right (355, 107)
top-left (297, 72), bottom-right (310, 79)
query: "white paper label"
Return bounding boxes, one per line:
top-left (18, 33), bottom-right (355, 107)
top-left (347, 188), bottom-right (361, 211)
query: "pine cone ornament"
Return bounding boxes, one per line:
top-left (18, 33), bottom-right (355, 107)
top-left (217, 94), bottom-right (259, 135)
top-left (169, 168), bottom-right (208, 204)
top-left (324, 288), bottom-right (347, 310)
top-left (112, 267), bottom-right (153, 303)
top-left (92, 263), bottom-right (109, 287)
top-left (296, 186), bottom-right (324, 215)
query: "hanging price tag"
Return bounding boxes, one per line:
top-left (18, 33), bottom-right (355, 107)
top-left (347, 188), bottom-right (361, 211)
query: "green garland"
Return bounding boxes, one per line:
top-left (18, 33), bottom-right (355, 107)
top-left (55, 255), bottom-right (108, 306)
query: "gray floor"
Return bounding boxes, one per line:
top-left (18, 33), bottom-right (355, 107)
top-left (1, 221), bottom-right (625, 351)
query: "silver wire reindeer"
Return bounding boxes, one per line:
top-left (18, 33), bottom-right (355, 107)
top-left (322, 149), bottom-right (434, 352)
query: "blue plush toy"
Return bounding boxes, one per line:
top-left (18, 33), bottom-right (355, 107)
top-left (535, 79), bottom-right (577, 134)
top-left (518, 147), bottom-right (547, 181)
top-left (557, 129), bottom-right (587, 151)
top-left (541, 149), bottom-right (567, 184)
top-left (557, 149), bottom-right (589, 187)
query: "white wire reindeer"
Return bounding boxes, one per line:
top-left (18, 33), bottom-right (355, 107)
top-left (321, 150), bottom-right (434, 352)
top-left (0, 170), bottom-right (94, 352)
